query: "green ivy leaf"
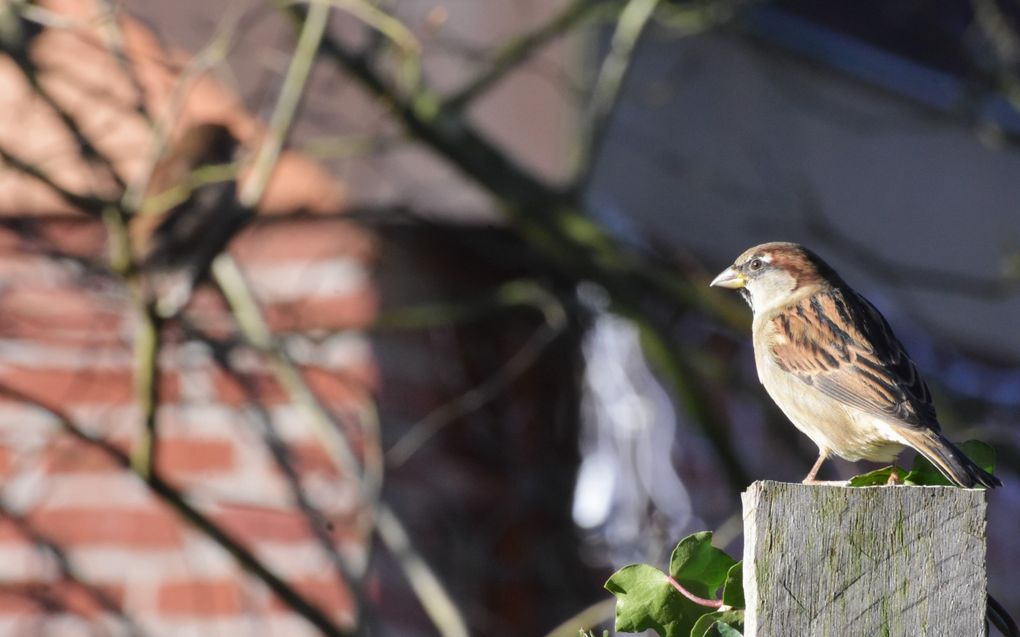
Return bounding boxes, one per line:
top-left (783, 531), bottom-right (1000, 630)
top-left (605, 564), bottom-right (689, 637)
top-left (721, 562), bottom-right (744, 608)
top-left (606, 533), bottom-right (740, 637)
top-left (705, 621), bottom-right (743, 637)
top-left (669, 532), bottom-right (737, 598)
top-left (904, 440), bottom-right (996, 486)
top-left (847, 465), bottom-right (898, 487)
top-left (690, 610), bottom-right (744, 637)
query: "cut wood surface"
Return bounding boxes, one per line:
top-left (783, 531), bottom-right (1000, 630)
top-left (742, 481), bottom-right (987, 637)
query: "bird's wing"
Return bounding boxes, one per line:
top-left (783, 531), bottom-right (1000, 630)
top-left (766, 288), bottom-right (938, 430)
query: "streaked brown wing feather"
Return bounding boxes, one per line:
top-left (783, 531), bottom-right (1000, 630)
top-left (768, 288), bottom-right (937, 430)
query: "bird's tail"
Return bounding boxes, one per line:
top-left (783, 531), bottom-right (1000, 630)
top-left (900, 430), bottom-right (1001, 488)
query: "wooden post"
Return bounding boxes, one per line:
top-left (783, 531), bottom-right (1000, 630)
top-left (742, 481), bottom-right (987, 636)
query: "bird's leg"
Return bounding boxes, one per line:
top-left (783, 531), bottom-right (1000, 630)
top-left (802, 451), bottom-right (827, 483)
top-left (886, 466), bottom-right (902, 485)
top-left (802, 451), bottom-right (847, 486)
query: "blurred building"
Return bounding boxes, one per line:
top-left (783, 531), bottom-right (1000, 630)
top-left (0, 1), bottom-right (601, 636)
top-left (0, 2), bottom-right (374, 634)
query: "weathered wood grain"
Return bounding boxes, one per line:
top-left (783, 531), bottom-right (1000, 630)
top-left (742, 481), bottom-right (987, 637)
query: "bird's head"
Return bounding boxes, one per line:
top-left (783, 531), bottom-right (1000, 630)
top-left (710, 242), bottom-right (839, 313)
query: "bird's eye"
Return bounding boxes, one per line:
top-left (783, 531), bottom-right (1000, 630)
top-left (749, 258), bottom-right (764, 271)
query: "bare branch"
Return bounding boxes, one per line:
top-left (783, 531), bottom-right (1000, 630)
top-left (212, 251), bottom-right (472, 637)
top-left (444, 0), bottom-right (614, 111)
top-left (184, 327), bottom-right (370, 624)
top-left (128, 306), bottom-right (162, 478)
top-left (375, 505), bottom-right (469, 637)
top-left (120, 5), bottom-right (246, 213)
top-left (281, 2), bottom-right (753, 490)
top-left (317, 0), bottom-right (422, 93)
top-left (387, 281), bottom-right (567, 466)
top-left (0, 144), bottom-right (112, 216)
top-left (92, 0), bottom-right (151, 120)
top-left (572, 0), bottom-right (662, 192)
top-left (241, 0), bottom-right (331, 206)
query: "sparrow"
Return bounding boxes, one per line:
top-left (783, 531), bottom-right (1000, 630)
top-left (710, 241), bottom-right (1000, 488)
top-left (138, 123), bottom-right (250, 317)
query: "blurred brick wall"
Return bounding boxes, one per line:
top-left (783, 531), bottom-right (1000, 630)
top-left (0, 1), bottom-right (379, 633)
top-left (0, 214), bottom-right (376, 635)
top-left (0, 216), bottom-right (379, 631)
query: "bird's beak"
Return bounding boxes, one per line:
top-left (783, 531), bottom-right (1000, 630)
top-left (710, 266), bottom-right (746, 289)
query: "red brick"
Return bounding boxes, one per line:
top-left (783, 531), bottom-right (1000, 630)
top-left (0, 367), bottom-right (180, 406)
top-left (59, 581), bottom-right (125, 617)
top-left (0, 446), bottom-right (12, 480)
top-left (0, 219), bottom-right (107, 258)
top-left (210, 368), bottom-right (287, 406)
top-left (264, 288), bottom-right (378, 332)
top-left (29, 507), bottom-right (184, 548)
top-left (268, 576), bottom-right (351, 617)
top-left (0, 586), bottom-right (39, 614)
top-left (0, 318), bottom-right (124, 347)
top-left (157, 579), bottom-right (244, 616)
top-left (209, 367), bottom-right (371, 409)
top-left (212, 505), bottom-right (315, 543)
top-left (46, 438), bottom-right (130, 474)
top-left (0, 519), bottom-right (32, 544)
top-left (7, 581), bottom-right (123, 616)
top-left (0, 286), bottom-right (123, 328)
top-left (156, 438), bottom-right (236, 475)
top-left (288, 442), bottom-right (339, 475)
top-left (45, 437), bottom-right (235, 477)
top-left (0, 581), bottom-right (125, 617)
top-left (304, 364), bottom-right (378, 399)
top-left (233, 219), bottom-right (376, 264)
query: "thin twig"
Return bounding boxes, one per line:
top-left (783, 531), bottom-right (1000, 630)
top-left (166, 0), bottom-right (329, 485)
top-left (190, 328), bottom-right (369, 627)
top-left (206, 13), bottom-right (473, 621)
top-left (972, 0), bottom-right (1020, 118)
top-left (374, 505), bottom-right (469, 637)
top-left (240, 0), bottom-right (330, 206)
top-left (120, 5), bottom-right (246, 213)
top-left (213, 252), bottom-right (472, 637)
top-left (0, 4), bottom-right (126, 193)
top-left (129, 304), bottom-right (162, 478)
top-left (318, 0), bottom-right (421, 93)
top-left (212, 262), bottom-right (375, 516)
top-left (0, 145), bottom-right (111, 216)
top-left (92, 0), bottom-right (151, 119)
top-left (572, 0), bottom-right (662, 192)
top-left (387, 308), bottom-right (565, 467)
top-left (444, 0), bottom-right (614, 111)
